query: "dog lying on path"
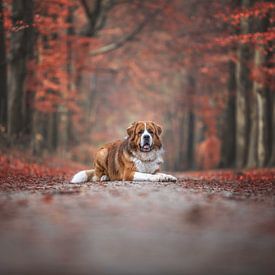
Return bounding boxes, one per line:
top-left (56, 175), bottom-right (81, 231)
top-left (71, 121), bottom-right (177, 183)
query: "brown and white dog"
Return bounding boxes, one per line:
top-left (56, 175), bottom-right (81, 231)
top-left (71, 121), bottom-right (176, 183)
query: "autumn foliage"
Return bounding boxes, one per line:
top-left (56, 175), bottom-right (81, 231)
top-left (0, 0), bottom-right (274, 171)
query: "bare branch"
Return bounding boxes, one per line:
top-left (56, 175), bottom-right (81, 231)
top-left (89, 2), bottom-right (167, 56)
top-left (90, 17), bottom-right (147, 56)
top-left (79, 0), bottom-right (102, 36)
top-left (79, 0), bottom-right (91, 18)
top-left (79, 0), bottom-right (143, 36)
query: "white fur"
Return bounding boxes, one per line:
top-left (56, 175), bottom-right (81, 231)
top-left (133, 172), bottom-right (177, 182)
top-left (100, 175), bottom-right (109, 181)
top-left (70, 170), bottom-right (88, 184)
top-left (92, 175), bottom-right (99, 181)
top-left (131, 148), bottom-right (177, 182)
top-left (140, 122), bottom-right (153, 147)
top-left (131, 148), bottom-right (164, 174)
top-left (156, 172), bottom-right (177, 182)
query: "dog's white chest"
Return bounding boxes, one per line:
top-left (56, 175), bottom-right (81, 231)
top-left (131, 149), bottom-right (164, 174)
top-left (133, 158), bottom-right (161, 173)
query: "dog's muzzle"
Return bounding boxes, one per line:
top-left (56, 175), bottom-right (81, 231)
top-left (140, 134), bottom-right (152, 152)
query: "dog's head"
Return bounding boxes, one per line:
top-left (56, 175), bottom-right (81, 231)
top-left (127, 121), bottom-right (162, 152)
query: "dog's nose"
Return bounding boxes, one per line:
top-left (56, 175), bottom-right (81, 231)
top-left (143, 135), bottom-right (150, 139)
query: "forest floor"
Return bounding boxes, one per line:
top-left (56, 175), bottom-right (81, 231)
top-left (0, 152), bottom-right (275, 275)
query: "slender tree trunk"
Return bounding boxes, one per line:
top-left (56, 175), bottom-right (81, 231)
top-left (256, 86), bottom-right (270, 167)
top-left (178, 109), bottom-right (191, 170)
top-left (57, 106), bottom-right (69, 156)
top-left (175, 106), bottom-right (197, 171)
top-left (175, 112), bottom-right (186, 170)
top-left (246, 87), bottom-right (258, 167)
top-left (8, 0), bottom-right (34, 139)
top-left (47, 112), bottom-right (58, 152)
top-left (253, 10), bottom-right (271, 167)
top-left (269, 32), bottom-right (275, 166)
top-left (31, 111), bottom-right (44, 155)
top-left (87, 73), bottom-right (100, 140)
top-left (162, 111), bottom-right (175, 171)
top-left (57, 7), bottom-right (75, 156)
top-left (220, 0), bottom-right (239, 168)
top-left (194, 115), bottom-right (205, 170)
top-left (247, 46), bottom-right (258, 167)
top-left (23, 2), bottom-right (35, 138)
top-left (270, 91), bottom-right (275, 166)
top-left (31, 31), bottom-right (45, 156)
top-left (235, 0), bottom-right (253, 168)
top-left (66, 7), bottom-right (75, 148)
top-left (185, 110), bottom-right (195, 170)
top-left (0, 0), bottom-right (7, 131)
top-left (220, 61), bottom-right (236, 167)
top-left (177, 73), bottom-right (196, 171)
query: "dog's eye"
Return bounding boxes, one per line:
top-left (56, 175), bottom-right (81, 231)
top-left (138, 131), bottom-right (143, 135)
top-left (148, 129), bottom-right (153, 134)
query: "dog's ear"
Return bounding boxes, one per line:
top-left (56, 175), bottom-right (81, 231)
top-left (127, 121), bottom-right (137, 137)
top-left (153, 122), bottom-right (162, 136)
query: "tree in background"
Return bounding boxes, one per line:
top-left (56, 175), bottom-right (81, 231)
top-left (0, 0), bottom-right (7, 131)
top-left (8, 0), bottom-right (34, 140)
top-left (218, 0), bottom-right (274, 168)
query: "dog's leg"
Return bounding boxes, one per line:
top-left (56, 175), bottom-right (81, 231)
top-left (93, 148), bottom-right (108, 181)
top-left (132, 172), bottom-right (177, 182)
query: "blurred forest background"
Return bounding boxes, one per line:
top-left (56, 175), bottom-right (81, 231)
top-left (0, 0), bottom-right (274, 171)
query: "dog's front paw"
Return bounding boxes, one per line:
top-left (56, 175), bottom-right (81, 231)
top-left (156, 173), bottom-right (177, 182)
top-left (100, 175), bottom-right (110, 181)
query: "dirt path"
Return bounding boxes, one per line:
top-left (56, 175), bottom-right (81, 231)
top-left (0, 176), bottom-right (275, 275)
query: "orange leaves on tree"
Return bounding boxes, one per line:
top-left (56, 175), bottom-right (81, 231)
top-left (217, 2), bottom-right (275, 26)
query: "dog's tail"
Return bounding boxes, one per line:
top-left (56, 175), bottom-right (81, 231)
top-left (70, 169), bottom-right (95, 184)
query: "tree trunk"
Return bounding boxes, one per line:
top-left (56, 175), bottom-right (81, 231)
top-left (185, 110), bottom-right (195, 170)
top-left (57, 6), bottom-right (75, 156)
top-left (175, 107), bottom-right (196, 171)
top-left (0, 0), bottom-right (7, 131)
top-left (247, 47), bottom-right (258, 167)
top-left (47, 112), bottom-right (58, 152)
top-left (162, 111), bottom-right (176, 171)
top-left (57, 106), bottom-right (69, 157)
top-left (253, 10), bottom-right (272, 167)
top-left (66, 7), bottom-right (75, 148)
top-left (220, 61), bottom-right (236, 168)
top-left (268, 36), bottom-right (274, 166)
top-left (8, 0), bottom-right (34, 139)
top-left (246, 86), bottom-right (258, 167)
top-left (270, 91), bottom-right (275, 166)
top-left (235, 0), bottom-right (253, 168)
top-left (175, 112), bottom-right (186, 170)
top-left (31, 111), bottom-right (44, 156)
top-left (181, 73), bottom-right (196, 170)
top-left (256, 86), bottom-right (270, 167)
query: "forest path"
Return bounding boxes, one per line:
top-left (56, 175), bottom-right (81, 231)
top-left (0, 176), bottom-right (275, 275)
